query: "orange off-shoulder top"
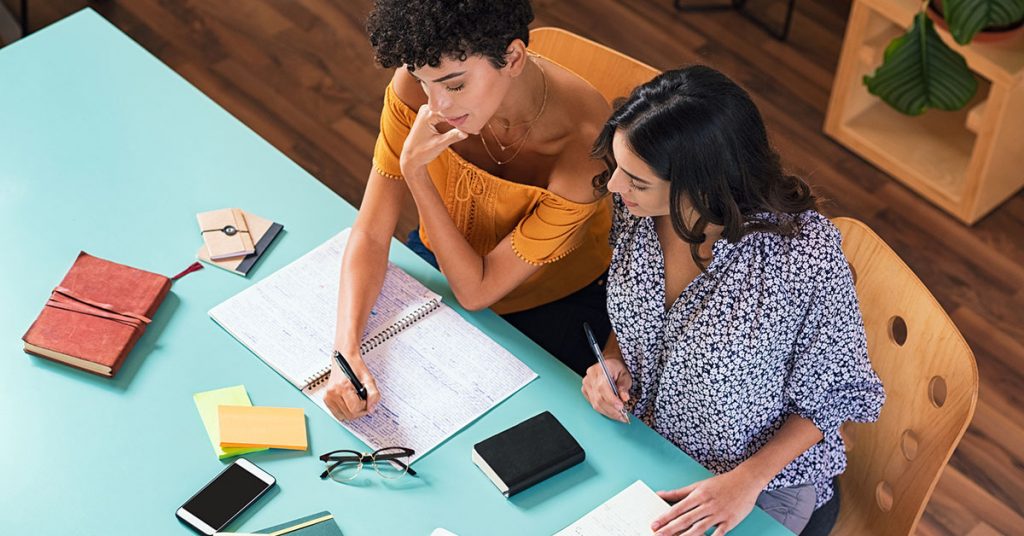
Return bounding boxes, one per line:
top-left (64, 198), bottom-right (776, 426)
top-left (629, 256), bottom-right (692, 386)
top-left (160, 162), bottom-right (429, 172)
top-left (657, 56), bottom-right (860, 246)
top-left (372, 83), bottom-right (611, 315)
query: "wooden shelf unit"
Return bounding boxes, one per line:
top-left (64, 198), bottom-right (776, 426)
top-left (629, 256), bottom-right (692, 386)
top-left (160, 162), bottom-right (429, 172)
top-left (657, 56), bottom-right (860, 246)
top-left (825, 0), bottom-right (1024, 224)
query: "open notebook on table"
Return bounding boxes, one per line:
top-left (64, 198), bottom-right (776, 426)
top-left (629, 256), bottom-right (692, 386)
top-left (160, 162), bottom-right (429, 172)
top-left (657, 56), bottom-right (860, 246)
top-left (556, 480), bottom-right (670, 535)
top-left (209, 228), bottom-right (537, 463)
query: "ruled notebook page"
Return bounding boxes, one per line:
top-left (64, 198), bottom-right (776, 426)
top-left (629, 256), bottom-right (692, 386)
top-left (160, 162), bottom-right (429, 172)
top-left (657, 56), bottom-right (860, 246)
top-left (211, 228), bottom-right (536, 463)
top-left (209, 228), bottom-right (439, 388)
top-left (556, 480), bottom-right (670, 536)
top-left (309, 304), bottom-right (537, 462)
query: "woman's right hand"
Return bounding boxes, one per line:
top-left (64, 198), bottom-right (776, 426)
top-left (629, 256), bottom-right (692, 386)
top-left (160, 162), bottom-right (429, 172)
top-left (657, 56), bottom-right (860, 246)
top-left (399, 104), bottom-right (467, 179)
top-left (581, 357), bottom-right (632, 423)
top-left (323, 350), bottom-right (381, 421)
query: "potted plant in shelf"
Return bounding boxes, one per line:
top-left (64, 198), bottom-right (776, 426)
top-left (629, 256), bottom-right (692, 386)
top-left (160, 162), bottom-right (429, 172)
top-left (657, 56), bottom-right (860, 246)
top-left (863, 0), bottom-right (1024, 116)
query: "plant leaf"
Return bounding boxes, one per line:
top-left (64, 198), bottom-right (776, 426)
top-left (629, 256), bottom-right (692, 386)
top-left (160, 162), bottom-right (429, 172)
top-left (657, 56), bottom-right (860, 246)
top-left (944, 0), bottom-right (1024, 44)
top-left (863, 12), bottom-right (977, 115)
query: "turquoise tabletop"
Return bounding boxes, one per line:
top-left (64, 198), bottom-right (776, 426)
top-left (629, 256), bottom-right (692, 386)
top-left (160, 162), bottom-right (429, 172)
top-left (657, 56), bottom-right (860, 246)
top-left (0, 9), bottom-right (789, 535)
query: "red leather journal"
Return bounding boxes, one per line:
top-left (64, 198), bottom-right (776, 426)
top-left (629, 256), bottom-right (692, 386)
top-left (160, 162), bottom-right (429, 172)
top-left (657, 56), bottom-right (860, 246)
top-left (22, 252), bottom-right (172, 377)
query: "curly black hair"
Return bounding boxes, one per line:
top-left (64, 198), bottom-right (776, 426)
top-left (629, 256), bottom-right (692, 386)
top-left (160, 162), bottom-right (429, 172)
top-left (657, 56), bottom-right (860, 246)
top-left (366, 0), bottom-right (534, 71)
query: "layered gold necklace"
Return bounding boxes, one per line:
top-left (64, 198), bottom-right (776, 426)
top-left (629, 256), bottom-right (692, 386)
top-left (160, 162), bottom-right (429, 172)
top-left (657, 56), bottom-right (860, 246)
top-left (480, 58), bottom-right (548, 166)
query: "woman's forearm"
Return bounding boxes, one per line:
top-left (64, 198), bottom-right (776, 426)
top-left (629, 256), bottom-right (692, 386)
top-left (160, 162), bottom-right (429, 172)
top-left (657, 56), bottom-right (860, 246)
top-left (736, 415), bottom-right (824, 488)
top-left (334, 227), bottom-right (390, 354)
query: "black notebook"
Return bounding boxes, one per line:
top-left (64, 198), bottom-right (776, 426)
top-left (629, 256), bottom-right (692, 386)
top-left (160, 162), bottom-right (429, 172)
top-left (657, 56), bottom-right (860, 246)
top-left (472, 411), bottom-right (584, 497)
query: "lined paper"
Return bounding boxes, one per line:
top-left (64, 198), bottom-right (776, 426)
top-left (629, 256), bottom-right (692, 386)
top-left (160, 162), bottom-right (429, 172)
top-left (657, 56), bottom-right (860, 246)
top-left (311, 306), bottom-right (538, 458)
top-left (210, 229), bottom-right (439, 388)
top-left (210, 229), bottom-right (537, 463)
top-left (556, 481), bottom-right (671, 536)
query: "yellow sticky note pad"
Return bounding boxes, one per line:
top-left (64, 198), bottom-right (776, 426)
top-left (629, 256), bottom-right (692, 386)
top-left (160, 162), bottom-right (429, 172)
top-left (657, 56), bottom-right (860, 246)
top-left (219, 405), bottom-right (308, 451)
top-left (193, 385), bottom-right (268, 459)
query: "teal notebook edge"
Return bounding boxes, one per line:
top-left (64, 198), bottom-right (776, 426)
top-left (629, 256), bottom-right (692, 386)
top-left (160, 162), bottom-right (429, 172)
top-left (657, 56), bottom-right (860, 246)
top-left (256, 511), bottom-right (340, 535)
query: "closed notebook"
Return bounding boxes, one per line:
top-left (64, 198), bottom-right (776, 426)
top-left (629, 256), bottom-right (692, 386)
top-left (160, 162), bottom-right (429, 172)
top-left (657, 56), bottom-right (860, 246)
top-left (254, 511), bottom-right (341, 535)
top-left (197, 210), bottom-right (283, 276)
top-left (472, 411), bottom-right (584, 497)
top-left (197, 208), bottom-right (256, 260)
top-left (219, 405), bottom-right (308, 451)
top-left (22, 252), bottom-right (172, 377)
top-left (193, 385), bottom-right (268, 459)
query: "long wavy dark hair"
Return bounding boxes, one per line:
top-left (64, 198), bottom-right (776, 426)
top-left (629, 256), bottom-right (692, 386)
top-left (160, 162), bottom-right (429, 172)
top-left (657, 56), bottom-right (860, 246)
top-left (592, 65), bottom-right (818, 268)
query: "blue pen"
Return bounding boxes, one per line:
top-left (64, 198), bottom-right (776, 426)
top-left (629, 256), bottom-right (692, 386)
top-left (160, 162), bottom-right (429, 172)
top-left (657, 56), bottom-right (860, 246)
top-left (583, 322), bottom-right (630, 422)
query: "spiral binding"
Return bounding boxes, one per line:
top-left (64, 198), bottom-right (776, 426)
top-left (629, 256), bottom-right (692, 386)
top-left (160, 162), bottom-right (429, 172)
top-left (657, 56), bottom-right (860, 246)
top-left (361, 299), bottom-right (441, 354)
top-left (300, 298), bottom-right (441, 390)
top-left (302, 367), bottom-right (332, 391)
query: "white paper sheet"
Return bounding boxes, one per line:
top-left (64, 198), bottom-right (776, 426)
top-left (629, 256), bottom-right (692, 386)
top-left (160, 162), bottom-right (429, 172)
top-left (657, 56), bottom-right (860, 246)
top-left (210, 229), bottom-right (537, 463)
top-left (556, 481), bottom-right (671, 536)
top-left (310, 306), bottom-right (538, 460)
top-left (210, 229), bottom-right (440, 387)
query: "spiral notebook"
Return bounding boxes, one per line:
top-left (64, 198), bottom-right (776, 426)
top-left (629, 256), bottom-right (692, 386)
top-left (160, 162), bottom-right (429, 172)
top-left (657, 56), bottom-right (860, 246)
top-left (209, 228), bottom-right (537, 463)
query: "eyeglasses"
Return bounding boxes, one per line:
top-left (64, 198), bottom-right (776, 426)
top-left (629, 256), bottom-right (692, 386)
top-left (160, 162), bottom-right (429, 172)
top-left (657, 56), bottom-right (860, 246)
top-left (319, 446), bottom-right (417, 482)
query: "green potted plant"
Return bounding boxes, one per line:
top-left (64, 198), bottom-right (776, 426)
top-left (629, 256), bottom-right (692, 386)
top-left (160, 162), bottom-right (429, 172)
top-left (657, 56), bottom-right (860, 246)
top-left (863, 0), bottom-right (1024, 116)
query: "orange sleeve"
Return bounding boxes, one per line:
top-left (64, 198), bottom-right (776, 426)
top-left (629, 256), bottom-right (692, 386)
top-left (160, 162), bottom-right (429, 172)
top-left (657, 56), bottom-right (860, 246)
top-left (510, 194), bottom-right (605, 266)
top-left (372, 84), bottom-right (417, 180)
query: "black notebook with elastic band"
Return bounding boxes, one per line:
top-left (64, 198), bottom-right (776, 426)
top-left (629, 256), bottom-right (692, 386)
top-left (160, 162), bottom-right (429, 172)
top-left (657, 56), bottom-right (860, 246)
top-left (472, 411), bottom-right (585, 497)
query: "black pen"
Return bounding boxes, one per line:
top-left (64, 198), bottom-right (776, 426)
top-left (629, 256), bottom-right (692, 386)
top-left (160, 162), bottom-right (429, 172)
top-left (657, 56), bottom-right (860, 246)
top-left (583, 322), bottom-right (630, 422)
top-left (333, 350), bottom-right (368, 400)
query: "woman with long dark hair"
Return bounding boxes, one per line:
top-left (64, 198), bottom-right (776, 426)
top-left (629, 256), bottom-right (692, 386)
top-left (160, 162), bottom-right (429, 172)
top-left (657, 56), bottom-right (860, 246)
top-left (581, 66), bottom-right (885, 535)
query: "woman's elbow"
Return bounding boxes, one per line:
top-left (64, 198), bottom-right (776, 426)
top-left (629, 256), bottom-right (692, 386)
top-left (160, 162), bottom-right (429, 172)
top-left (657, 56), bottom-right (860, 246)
top-left (451, 286), bottom-right (499, 312)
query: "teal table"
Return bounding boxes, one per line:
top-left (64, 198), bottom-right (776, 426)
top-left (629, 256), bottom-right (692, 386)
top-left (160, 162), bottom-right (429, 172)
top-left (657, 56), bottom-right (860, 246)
top-left (0, 10), bottom-right (789, 535)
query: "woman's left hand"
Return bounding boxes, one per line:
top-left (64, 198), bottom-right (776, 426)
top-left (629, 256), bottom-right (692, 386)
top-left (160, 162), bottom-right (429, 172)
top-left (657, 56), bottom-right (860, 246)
top-left (651, 468), bottom-right (763, 536)
top-left (399, 104), bottom-right (467, 178)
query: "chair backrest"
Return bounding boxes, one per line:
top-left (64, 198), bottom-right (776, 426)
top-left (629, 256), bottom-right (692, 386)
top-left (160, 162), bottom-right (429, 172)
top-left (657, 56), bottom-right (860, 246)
top-left (831, 217), bottom-right (978, 536)
top-left (528, 27), bottom-right (659, 104)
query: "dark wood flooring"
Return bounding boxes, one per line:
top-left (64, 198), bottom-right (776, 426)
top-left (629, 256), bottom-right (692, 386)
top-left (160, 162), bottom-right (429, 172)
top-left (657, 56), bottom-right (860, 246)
top-left (12, 1), bottom-right (1024, 534)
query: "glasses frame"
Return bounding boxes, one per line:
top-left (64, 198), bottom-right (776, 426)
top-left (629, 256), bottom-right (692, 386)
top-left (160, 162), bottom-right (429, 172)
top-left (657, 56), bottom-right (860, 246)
top-left (318, 446), bottom-right (417, 481)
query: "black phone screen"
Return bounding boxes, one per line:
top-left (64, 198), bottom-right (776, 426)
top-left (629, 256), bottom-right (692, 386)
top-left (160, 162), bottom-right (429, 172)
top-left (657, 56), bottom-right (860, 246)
top-left (181, 463), bottom-right (272, 530)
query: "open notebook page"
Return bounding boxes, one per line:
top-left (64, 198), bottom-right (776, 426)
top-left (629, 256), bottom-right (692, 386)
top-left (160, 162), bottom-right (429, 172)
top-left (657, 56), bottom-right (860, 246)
top-left (210, 228), bottom-right (439, 388)
top-left (308, 305), bottom-right (537, 461)
top-left (556, 480), bottom-right (670, 536)
top-left (211, 229), bottom-right (537, 463)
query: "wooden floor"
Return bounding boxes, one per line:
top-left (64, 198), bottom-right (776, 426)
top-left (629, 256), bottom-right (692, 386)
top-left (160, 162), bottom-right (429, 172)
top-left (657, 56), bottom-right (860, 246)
top-left (13, 1), bottom-right (1024, 534)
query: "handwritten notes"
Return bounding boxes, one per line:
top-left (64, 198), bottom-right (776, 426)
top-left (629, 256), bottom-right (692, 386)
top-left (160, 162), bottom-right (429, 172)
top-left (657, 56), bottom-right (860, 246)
top-left (210, 229), bottom-right (537, 463)
top-left (556, 481), bottom-right (670, 536)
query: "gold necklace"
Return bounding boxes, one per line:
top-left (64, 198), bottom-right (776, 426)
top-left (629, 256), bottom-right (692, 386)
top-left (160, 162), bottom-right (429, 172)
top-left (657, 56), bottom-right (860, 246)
top-left (486, 121), bottom-right (532, 151)
top-left (481, 122), bottom-right (536, 166)
top-left (480, 59), bottom-right (548, 166)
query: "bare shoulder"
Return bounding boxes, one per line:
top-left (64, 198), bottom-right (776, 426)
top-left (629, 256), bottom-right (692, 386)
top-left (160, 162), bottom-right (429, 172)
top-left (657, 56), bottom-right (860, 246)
top-left (390, 68), bottom-right (427, 109)
top-left (543, 59), bottom-right (611, 204)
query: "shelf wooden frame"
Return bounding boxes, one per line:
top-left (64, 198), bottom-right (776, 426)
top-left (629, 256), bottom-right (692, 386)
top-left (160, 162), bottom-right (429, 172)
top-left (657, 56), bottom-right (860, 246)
top-left (825, 0), bottom-right (1024, 224)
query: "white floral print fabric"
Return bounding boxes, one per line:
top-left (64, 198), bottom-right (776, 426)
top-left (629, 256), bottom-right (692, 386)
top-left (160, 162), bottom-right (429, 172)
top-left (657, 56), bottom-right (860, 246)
top-left (607, 193), bottom-right (885, 507)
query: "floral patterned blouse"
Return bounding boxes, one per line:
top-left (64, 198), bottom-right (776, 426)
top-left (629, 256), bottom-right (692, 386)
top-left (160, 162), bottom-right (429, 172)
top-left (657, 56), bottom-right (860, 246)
top-left (607, 194), bottom-right (885, 507)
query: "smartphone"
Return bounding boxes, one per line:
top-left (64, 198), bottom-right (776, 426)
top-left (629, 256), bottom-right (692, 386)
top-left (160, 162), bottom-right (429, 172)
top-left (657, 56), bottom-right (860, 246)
top-left (175, 458), bottom-right (276, 535)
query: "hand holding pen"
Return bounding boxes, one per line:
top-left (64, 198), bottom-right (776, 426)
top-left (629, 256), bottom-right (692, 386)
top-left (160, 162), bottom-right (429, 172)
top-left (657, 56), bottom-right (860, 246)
top-left (581, 323), bottom-right (632, 423)
top-left (322, 349), bottom-right (380, 421)
top-left (334, 350), bottom-right (367, 400)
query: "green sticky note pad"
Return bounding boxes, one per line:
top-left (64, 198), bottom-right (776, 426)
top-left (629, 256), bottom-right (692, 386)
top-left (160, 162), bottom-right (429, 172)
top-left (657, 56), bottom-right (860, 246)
top-left (193, 385), bottom-right (268, 459)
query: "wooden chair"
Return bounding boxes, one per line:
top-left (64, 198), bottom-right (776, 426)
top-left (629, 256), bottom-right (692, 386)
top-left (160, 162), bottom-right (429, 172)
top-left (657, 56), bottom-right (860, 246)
top-left (528, 29), bottom-right (981, 534)
top-left (830, 217), bottom-right (978, 535)
top-left (528, 27), bottom-right (659, 104)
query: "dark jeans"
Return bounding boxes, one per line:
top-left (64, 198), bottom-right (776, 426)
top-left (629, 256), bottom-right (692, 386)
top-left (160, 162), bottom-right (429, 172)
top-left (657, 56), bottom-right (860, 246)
top-left (407, 229), bottom-right (611, 376)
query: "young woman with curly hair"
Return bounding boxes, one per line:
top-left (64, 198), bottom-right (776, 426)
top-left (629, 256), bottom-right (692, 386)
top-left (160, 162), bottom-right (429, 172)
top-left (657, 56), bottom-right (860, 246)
top-left (580, 66), bottom-right (885, 535)
top-left (324, 0), bottom-right (613, 421)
